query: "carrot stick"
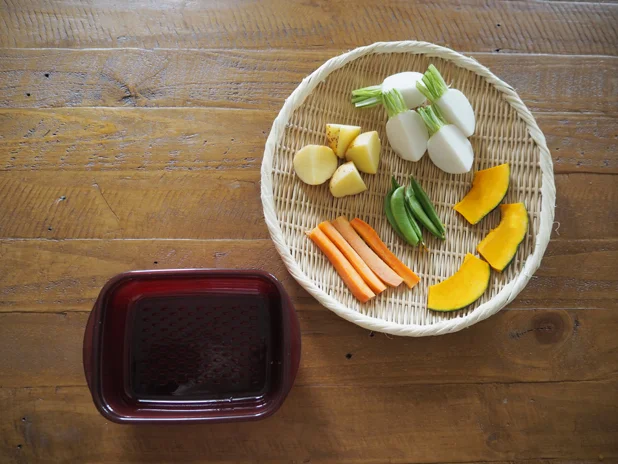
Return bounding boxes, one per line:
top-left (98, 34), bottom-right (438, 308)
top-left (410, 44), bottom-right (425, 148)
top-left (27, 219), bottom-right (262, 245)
top-left (307, 227), bottom-right (375, 303)
top-left (350, 218), bottom-right (420, 288)
top-left (318, 221), bottom-right (387, 294)
top-left (332, 216), bottom-right (403, 287)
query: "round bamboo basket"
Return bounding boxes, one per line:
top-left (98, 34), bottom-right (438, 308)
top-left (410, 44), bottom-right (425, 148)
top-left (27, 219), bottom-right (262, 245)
top-left (261, 41), bottom-right (555, 337)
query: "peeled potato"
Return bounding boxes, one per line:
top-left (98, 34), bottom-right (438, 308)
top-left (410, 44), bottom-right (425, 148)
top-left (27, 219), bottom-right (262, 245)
top-left (329, 161), bottom-right (367, 198)
top-left (345, 131), bottom-right (381, 174)
top-left (293, 145), bottom-right (338, 185)
top-left (326, 123), bottom-right (362, 158)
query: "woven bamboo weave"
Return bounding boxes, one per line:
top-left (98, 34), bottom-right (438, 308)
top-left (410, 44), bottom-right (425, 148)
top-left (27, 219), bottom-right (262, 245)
top-left (261, 41), bottom-right (556, 336)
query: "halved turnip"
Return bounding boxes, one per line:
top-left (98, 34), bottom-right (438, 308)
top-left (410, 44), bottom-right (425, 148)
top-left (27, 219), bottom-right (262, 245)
top-left (382, 89), bottom-right (428, 162)
top-left (416, 65), bottom-right (476, 137)
top-left (417, 106), bottom-right (474, 174)
top-left (351, 72), bottom-right (426, 109)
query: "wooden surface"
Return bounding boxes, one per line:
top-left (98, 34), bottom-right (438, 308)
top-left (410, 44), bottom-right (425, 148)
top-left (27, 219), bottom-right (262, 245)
top-left (0, 0), bottom-right (617, 462)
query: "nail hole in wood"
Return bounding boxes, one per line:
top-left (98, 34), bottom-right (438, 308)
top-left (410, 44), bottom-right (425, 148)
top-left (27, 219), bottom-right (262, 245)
top-left (345, 353), bottom-right (352, 359)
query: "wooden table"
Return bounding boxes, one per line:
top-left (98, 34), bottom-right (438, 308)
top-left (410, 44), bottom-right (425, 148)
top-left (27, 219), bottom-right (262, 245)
top-left (1, 1), bottom-right (617, 462)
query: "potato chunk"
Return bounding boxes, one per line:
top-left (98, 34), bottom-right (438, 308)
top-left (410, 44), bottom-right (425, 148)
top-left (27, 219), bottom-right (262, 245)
top-left (293, 145), bottom-right (338, 185)
top-left (326, 124), bottom-right (362, 158)
top-left (345, 131), bottom-right (381, 174)
top-left (329, 161), bottom-right (367, 198)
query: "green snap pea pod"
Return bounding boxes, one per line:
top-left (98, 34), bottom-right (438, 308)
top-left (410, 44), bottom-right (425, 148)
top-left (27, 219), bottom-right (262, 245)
top-left (390, 187), bottom-right (420, 246)
top-left (395, 177), bottom-right (424, 244)
top-left (405, 186), bottom-right (445, 239)
top-left (409, 176), bottom-right (446, 236)
top-left (404, 200), bottom-right (424, 244)
top-left (384, 188), bottom-right (405, 240)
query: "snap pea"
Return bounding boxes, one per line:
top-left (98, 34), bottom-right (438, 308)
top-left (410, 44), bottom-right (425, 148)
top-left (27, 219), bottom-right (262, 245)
top-left (390, 186), bottom-right (420, 246)
top-left (405, 186), bottom-right (445, 239)
top-left (384, 188), bottom-right (405, 240)
top-left (404, 200), bottom-right (424, 245)
top-left (409, 176), bottom-right (446, 236)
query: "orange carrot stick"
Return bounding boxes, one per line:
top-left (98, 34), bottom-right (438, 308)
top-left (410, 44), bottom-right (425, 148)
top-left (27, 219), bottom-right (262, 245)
top-left (307, 227), bottom-right (375, 303)
top-left (350, 218), bottom-right (420, 288)
top-left (318, 221), bottom-right (387, 295)
top-left (332, 216), bottom-right (403, 287)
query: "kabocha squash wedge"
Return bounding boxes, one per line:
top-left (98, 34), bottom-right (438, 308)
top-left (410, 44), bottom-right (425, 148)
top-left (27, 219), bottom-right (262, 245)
top-left (477, 203), bottom-right (529, 272)
top-left (454, 164), bottom-right (510, 224)
top-left (427, 253), bottom-right (490, 311)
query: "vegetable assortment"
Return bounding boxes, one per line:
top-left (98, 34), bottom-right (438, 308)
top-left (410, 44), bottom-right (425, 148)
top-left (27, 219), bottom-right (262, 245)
top-left (296, 63), bottom-right (529, 311)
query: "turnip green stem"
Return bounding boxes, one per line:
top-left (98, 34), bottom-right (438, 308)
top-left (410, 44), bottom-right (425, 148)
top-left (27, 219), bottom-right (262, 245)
top-left (418, 105), bottom-right (447, 137)
top-left (353, 96), bottom-right (382, 108)
top-left (416, 64), bottom-right (449, 102)
top-left (382, 89), bottom-right (408, 119)
top-left (351, 85), bottom-right (382, 97)
top-left (351, 85), bottom-right (383, 107)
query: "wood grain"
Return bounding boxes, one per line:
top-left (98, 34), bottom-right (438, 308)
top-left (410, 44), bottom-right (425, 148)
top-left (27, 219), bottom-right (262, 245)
top-left (1, 308), bottom-right (616, 389)
top-left (1, 108), bottom-right (616, 174)
top-left (1, 0), bottom-right (617, 55)
top-left (0, 170), bottom-right (615, 240)
top-left (0, 49), bottom-right (616, 114)
top-left (2, 382), bottom-right (617, 463)
top-left (0, 170), bottom-right (267, 239)
top-left (0, 238), bottom-right (616, 313)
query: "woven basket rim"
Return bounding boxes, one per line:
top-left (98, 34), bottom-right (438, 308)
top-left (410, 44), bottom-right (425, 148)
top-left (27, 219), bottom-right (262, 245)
top-left (260, 41), bottom-right (556, 337)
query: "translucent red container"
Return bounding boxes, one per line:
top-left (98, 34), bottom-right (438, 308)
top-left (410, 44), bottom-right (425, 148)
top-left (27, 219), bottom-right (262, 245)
top-left (83, 269), bottom-right (301, 424)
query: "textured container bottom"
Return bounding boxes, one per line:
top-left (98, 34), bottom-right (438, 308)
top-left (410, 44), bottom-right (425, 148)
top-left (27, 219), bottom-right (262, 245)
top-left (129, 293), bottom-right (271, 402)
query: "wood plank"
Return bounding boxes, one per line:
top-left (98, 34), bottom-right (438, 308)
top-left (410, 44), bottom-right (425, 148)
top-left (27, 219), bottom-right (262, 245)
top-left (0, 170), bottom-right (268, 239)
top-left (0, 49), bottom-right (616, 114)
top-left (0, 108), bottom-right (271, 173)
top-left (0, 239), bottom-right (615, 313)
top-left (0, 169), bottom-right (614, 240)
top-left (1, 382), bottom-right (616, 463)
top-left (0, 109), bottom-right (616, 176)
top-left (1, 0), bottom-right (617, 54)
top-left (1, 308), bottom-right (616, 389)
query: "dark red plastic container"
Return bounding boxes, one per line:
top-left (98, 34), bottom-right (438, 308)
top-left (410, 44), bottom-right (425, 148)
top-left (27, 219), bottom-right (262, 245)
top-left (83, 269), bottom-right (300, 424)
